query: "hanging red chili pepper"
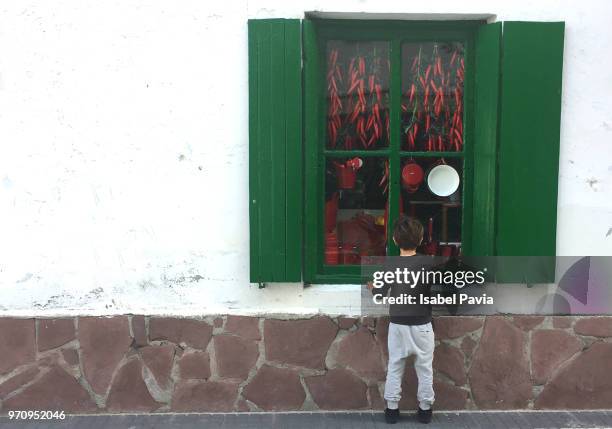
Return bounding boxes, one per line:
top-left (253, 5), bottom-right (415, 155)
top-left (432, 90), bottom-right (440, 114)
top-left (335, 65), bottom-right (343, 83)
top-left (454, 128), bottom-right (463, 146)
top-left (385, 113), bottom-right (390, 139)
top-left (366, 114), bottom-right (374, 130)
top-left (374, 103), bottom-right (381, 124)
top-left (347, 79), bottom-right (359, 95)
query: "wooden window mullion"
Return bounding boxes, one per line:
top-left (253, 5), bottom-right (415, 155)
top-left (388, 38), bottom-right (402, 257)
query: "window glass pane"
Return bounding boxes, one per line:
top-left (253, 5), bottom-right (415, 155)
top-left (401, 42), bottom-right (464, 152)
top-left (325, 157), bottom-right (388, 265)
top-left (399, 157), bottom-right (463, 255)
top-left (326, 41), bottom-right (390, 150)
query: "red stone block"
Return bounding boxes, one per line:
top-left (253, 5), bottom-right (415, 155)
top-left (433, 343), bottom-right (466, 386)
top-left (306, 368), bottom-right (368, 410)
top-left (213, 335), bottom-right (258, 380)
top-left (535, 342), bottom-right (612, 409)
top-left (511, 316), bottom-right (545, 332)
top-left (264, 317), bottom-right (337, 369)
top-left (531, 329), bottom-right (582, 384)
top-left (552, 316), bottom-right (573, 329)
top-left (2, 366), bottom-right (97, 412)
top-left (433, 380), bottom-right (468, 410)
top-left (106, 359), bottom-right (159, 412)
top-left (467, 317), bottom-right (532, 409)
top-left (375, 317), bottom-right (390, 360)
top-left (78, 316), bottom-right (131, 395)
top-left (336, 327), bottom-right (385, 381)
top-left (0, 367), bottom-right (40, 399)
top-left (434, 317), bottom-right (483, 340)
top-left (149, 317), bottom-right (213, 349)
top-left (172, 380), bottom-right (239, 412)
top-left (0, 318), bottom-right (35, 375)
top-left (225, 315), bottom-right (261, 340)
top-left (242, 365), bottom-right (305, 411)
top-left (178, 351), bottom-right (211, 380)
top-left (574, 317), bottom-right (612, 337)
top-left (38, 318), bottom-right (75, 352)
top-left (140, 344), bottom-right (175, 390)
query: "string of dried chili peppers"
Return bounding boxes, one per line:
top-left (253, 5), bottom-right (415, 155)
top-left (401, 44), bottom-right (465, 152)
top-left (327, 45), bottom-right (389, 150)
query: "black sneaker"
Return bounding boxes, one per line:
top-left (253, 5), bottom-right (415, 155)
top-left (384, 408), bottom-right (400, 424)
top-left (416, 406), bottom-right (432, 424)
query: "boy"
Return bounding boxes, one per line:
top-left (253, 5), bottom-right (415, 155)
top-left (370, 216), bottom-right (436, 424)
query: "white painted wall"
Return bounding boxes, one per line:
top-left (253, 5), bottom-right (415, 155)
top-left (0, 0), bottom-right (611, 316)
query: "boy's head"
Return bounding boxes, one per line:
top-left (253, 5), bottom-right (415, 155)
top-left (392, 216), bottom-right (424, 251)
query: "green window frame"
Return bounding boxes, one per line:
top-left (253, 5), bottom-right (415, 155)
top-left (304, 19), bottom-right (487, 284)
top-left (248, 18), bottom-right (564, 285)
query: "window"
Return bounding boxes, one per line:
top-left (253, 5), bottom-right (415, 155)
top-left (305, 20), bottom-right (479, 283)
top-left (248, 18), bottom-right (565, 284)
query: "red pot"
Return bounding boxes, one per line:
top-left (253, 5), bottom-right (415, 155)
top-left (402, 161), bottom-right (424, 193)
top-left (335, 158), bottom-right (362, 190)
top-left (336, 165), bottom-right (357, 189)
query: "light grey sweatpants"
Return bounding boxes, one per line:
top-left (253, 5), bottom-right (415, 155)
top-left (384, 322), bottom-right (435, 410)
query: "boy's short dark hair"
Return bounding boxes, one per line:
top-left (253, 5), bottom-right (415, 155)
top-left (393, 216), bottom-right (424, 250)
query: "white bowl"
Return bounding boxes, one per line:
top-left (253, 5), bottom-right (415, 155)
top-left (427, 164), bottom-right (460, 197)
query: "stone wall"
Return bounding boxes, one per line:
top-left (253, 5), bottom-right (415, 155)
top-left (0, 315), bottom-right (611, 413)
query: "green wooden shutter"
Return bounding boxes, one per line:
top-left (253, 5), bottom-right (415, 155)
top-left (472, 22), bottom-right (502, 256)
top-left (248, 19), bottom-right (303, 283)
top-left (496, 21), bottom-right (565, 257)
